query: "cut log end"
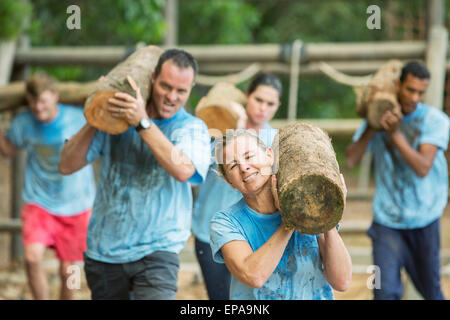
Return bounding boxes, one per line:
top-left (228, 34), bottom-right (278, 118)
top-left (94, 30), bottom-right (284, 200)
top-left (279, 174), bottom-right (344, 235)
top-left (196, 106), bottom-right (238, 137)
top-left (84, 90), bottom-right (130, 135)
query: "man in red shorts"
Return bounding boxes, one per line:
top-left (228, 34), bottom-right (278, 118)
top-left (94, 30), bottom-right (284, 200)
top-left (0, 73), bottom-right (96, 299)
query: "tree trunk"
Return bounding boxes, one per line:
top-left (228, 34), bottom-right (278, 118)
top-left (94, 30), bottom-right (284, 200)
top-left (84, 45), bottom-right (163, 134)
top-left (272, 122), bottom-right (345, 235)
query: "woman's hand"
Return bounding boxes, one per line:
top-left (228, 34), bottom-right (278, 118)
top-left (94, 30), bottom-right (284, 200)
top-left (270, 175), bottom-right (281, 212)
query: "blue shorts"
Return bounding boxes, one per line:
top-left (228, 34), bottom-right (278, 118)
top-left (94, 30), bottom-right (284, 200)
top-left (367, 219), bottom-right (445, 300)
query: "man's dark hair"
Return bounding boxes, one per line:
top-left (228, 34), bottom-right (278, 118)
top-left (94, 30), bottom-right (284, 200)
top-left (247, 73), bottom-right (282, 99)
top-left (399, 61), bottom-right (430, 83)
top-left (153, 48), bottom-right (198, 79)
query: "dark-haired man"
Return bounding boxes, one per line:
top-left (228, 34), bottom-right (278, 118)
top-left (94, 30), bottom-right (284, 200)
top-left (0, 73), bottom-right (95, 300)
top-left (59, 49), bottom-right (211, 300)
top-left (346, 61), bottom-right (449, 300)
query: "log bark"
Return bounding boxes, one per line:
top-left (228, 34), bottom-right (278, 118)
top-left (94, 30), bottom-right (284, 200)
top-left (84, 45), bottom-right (163, 134)
top-left (355, 59), bottom-right (403, 130)
top-left (272, 122), bottom-right (345, 235)
top-left (195, 82), bottom-right (246, 138)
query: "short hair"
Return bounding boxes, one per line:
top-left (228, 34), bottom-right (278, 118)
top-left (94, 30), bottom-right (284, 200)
top-left (25, 73), bottom-right (58, 98)
top-left (399, 61), bottom-right (430, 83)
top-left (214, 129), bottom-right (268, 177)
top-left (247, 73), bottom-right (282, 99)
top-left (153, 48), bottom-right (198, 79)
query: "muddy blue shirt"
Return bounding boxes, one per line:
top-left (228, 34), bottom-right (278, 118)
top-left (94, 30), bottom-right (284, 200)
top-left (352, 102), bottom-right (449, 229)
top-left (210, 198), bottom-right (334, 300)
top-left (192, 123), bottom-right (278, 243)
top-left (5, 104), bottom-right (95, 216)
top-left (85, 108), bottom-right (210, 263)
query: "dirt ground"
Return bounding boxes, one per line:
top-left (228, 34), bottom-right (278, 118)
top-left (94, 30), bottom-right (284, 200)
top-left (1, 152), bottom-right (450, 300)
top-left (1, 199), bottom-right (449, 300)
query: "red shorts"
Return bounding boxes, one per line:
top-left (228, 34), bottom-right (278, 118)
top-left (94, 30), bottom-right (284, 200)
top-left (21, 203), bottom-right (91, 262)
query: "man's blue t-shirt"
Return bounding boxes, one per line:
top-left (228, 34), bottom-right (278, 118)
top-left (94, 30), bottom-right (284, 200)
top-left (6, 104), bottom-right (96, 216)
top-left (210, 198), bottom-right (334, 300)
top-left (352, 103), bottom-right (449, 229)
top-left (85, 108), bottom-right (211, 263)
top-left (192, 123), bottom-right (278, 243)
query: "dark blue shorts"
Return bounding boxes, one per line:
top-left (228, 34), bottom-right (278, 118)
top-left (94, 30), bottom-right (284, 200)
top-left (367, 219), bottom-right (445, 300)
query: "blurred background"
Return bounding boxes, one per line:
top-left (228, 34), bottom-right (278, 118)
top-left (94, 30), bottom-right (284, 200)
top-left (0, 0), bottom-right (449, 300)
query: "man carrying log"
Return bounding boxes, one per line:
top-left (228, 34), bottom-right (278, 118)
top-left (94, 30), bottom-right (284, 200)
top-left (59, 49), bottom-right (210, 300)
top-left (346, 61), bottom-right (449, 300)
top-left (0, 73), bottom-right (96, 300)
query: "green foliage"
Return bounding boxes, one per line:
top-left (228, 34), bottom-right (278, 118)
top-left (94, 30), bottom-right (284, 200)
top-left (178, 0), bottom-right (261, 44)
top-left (28, 0), bottom-right (166, 81)
top-left (0, 0), bottom-right (32, 40)
top-left (252, 0), bottom-right (387, 43)
top-left (29, 0), bottom-right (165, 46)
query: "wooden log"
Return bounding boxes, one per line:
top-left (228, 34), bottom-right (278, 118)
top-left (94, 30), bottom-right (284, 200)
top-left (269, 118), bottom-right (363, 136)
top-left (195, 82), bottom-right (247, 138)
top-left (84, 45), bottom-right (163, 134)
top-left (356, 59), bottom-right (403, 130)
top-left (320, 60), bottom-right (403, 130)
top-left (272, 122), bottom-right (345, 235)
top-left (0, 81), bottom-right (96, 112)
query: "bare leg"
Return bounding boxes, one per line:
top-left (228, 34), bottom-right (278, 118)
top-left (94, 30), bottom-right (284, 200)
top-left (24, 243), bottom-right (49, 300)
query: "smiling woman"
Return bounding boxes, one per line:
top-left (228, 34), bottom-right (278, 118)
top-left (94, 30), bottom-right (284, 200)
top-left (216, 130), bottom-right (274, 202)
top-left (209, 129), bottom-right (352, 300)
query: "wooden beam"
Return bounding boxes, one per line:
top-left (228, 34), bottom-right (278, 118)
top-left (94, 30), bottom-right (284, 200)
top-left (12, 41), bottom-right (435, 67)
top-left (0, 219), bottom-right (22, 233)
top-left (164, 0), bottom-right (178, 46)
top-left (0, 40), bottom-right (16, 85)
top-left (427, 0), bottom-right (445, 31)
top-left (425, 26), bottom-right (448, 110)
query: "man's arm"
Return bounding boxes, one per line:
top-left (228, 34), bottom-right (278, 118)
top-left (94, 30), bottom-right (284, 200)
top-left (107, 88), bottom-right (197, 182)
top-left (139, 125), bottom-right (196, 182)
top-left (59, 123), bottom-right (98, 175)
top-left (380, 109), bottom-right (438, 178)
top-left (389, 132), bottom-right (438, 178)
top-left (345, 125), bottom-right (374, 169)
top-left (0, 129), bottom-right (19, 158)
